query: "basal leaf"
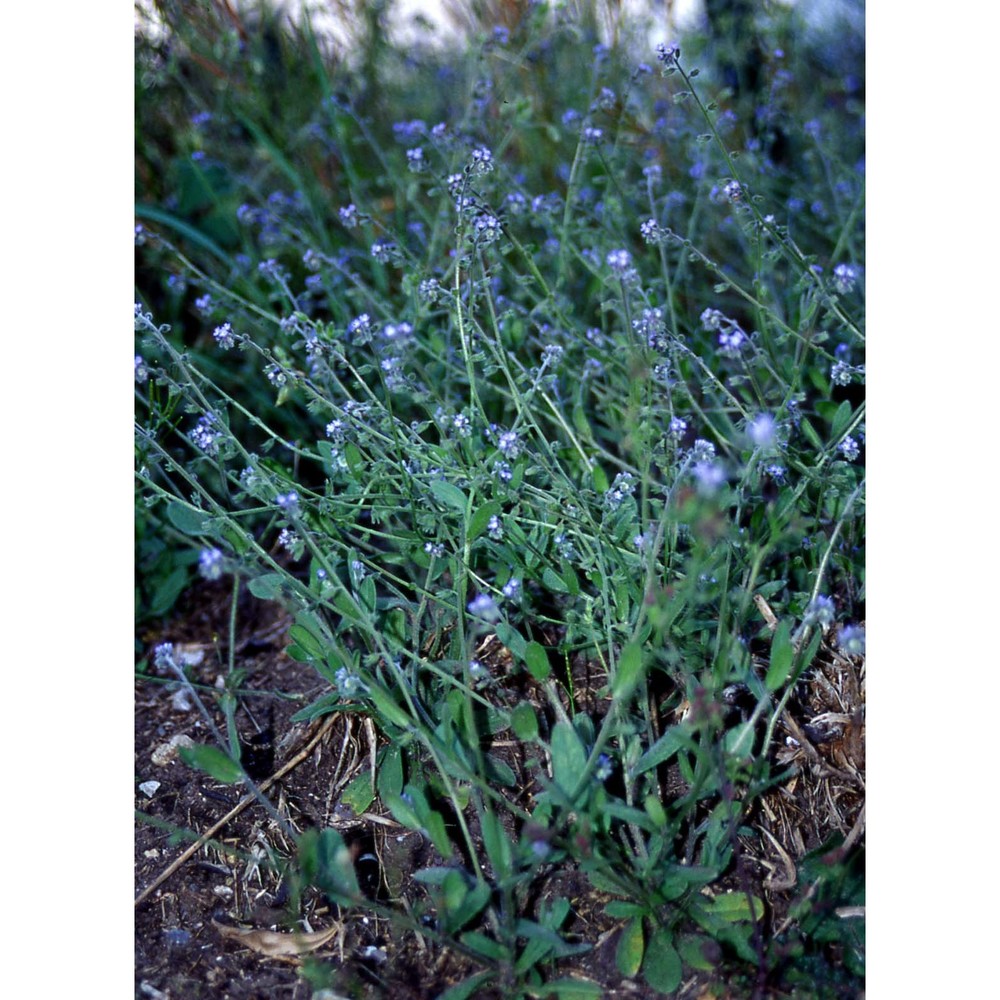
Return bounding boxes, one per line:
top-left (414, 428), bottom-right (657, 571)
top-left (642, 928), bottom-right (682, 994)
top-left (616, 916), bottom-right (645, 977)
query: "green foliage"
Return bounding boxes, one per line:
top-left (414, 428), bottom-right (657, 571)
top-left (136, 1), bottom-right (864, 995)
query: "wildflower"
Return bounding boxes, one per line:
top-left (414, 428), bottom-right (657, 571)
top-left (718, 324), bottom-right (747, 353)
top-left (700, 308), bottom-right (725, 331)
top-left (838, 625), bottom-right (866, 657)
top-left (424, 541), bottom-right (445, 558)
top-left (633, 533), bottom-right (649, 551)
top-left (469, 146), bottom-right (494, 174)
top-left (606, 249), bottom-right (632, 275)
top-left (348, 313), bottom-right (374, 343)
top-left (723, 180), bottom-right (743, 202)
top-left (497, 429), bottom-right (522, 458)
top-left (406, 147), bottom-right (426, 173)
top-left (505, 191), bottom-right (528, 215)
top-left (338, 203), bottom-right (359, 228)
top-left (502, 578), bottom-right (521, 600)
top-left (371, 240), bottom-right (395, 263)
top-left (198, 547), bottom-right (225, 581)
top-left (350, 560), bottom-right (367, 582)
top-left (258, 258), bottom-right (288, 283)
top-left (833, 263), bottom-right (860, 294)
top-left (325, 418), bottom-right (345, 441)
top-left (668, 416), bottom-right (688, 438)
top-left (493, 460), bottom-right (513, 483)
top-left (582, 126), bottom-right (604, 145)
top-left (595, 754), bottom-right (613, 782)
top-left (693, 460), bottom-right (725, 495)
top-left (655, 42), bottom-right (680, 66)
top-left (153, 642), bottom-right (177, 672)
top-left (334, 667), bottom-right (364, 697)
top-left (605, 471), bottom-right (638, 509)
top-left (541, 344), bottom-right (564, 367)
top-left (804, 596), bottom-right (836, 627)
top-left (134, 355), bottom-right (149, 384)
top-left (591, 87), bottom-right (616, 112)
top-left (194, 294), bottom-right (213, 314)
top-left (553, 532), bottom-right (577, 561)
top-left (473, 212), bottom-right (502, 245)
top-left (382, 321), bottom-right (413, 343)
top-left (487, 515), bottom-right (503, 541)
top-left (747, 413), bottom-right (778, 449)
top-left (212, 322), bottom-right (236, 349)
top-left (643, 164), bottom-right (662, 184)
top-left (278, 527), bottom-right (300, 552)
top-left (830, 360), bottom-right (854, 386)
top-left (561, 109), bottom-right (581, 127)
top-left (265, 364), bottom-right (288, 387)
top-left (839, 436), bottom-right (860, 461)
top-left (469, 659), bottom-right (488, 684)
top-left (276, 491), bottom-right (300, 516)
top-left (191, 415), bottom-right (222, 455)
top-left (633, 307), bottom-right (667, 350)
top-left (418, 277), bottom-right (441, 302)
top-left (691, 439), bottom-right (716, 462)
top-left (640, 218), bottom-right (664, 244)
top-left (468, 594), bottom-right (501, 622)
top-left (765, 463), bottom-right (787, 482)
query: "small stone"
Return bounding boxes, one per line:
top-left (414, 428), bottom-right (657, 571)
top-left (138, 780), bottom-right (161, 798)
top-left (152, 733), bottom-right (195, 766)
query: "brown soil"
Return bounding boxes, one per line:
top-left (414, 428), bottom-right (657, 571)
top-left (135, 581), bottom-right (864, 1000)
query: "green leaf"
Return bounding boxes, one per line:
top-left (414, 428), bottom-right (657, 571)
top-left (642, 928), bottom-right (682, 994)
top-left (550, 721), bottom-right (587, 798)
top-left (288, 623), bottom-right (325, 661)
top-left (290, 692), bottom-right (342, 722)
top-left (539, 979), bottom-right (602, 999)
top-left (480, 807), bottom-right (513, 880)
top-left (468, 501), bottom-right (502, 540)
top-left (429, 479), bottom-right (467, 512)
top-left (179, 744), bottom-right (243, 784)
top-left (340, 771), bottom-right (374, 815)
top-left (765, 619), bottom-right (795, 691)
top-left (604, 900), bottom-right (648, 919)
top-left (165, 501), bottom-right (209, 536)
top-left (612, 643), bottom-right (644, 701)
top-left (676, 933), bottom-right (719, 971)
top-left (801, 417), bottom-right (824, 451)
top-left (634, 726), bottom-right (688, 775)
top-left (830, 399), bottom-right (855, 441)
top-left (459, 931), bottom-right (509, 962)
top-left (707, 891), bottom-right (765, 922)
top-left (435, 971), bottom-right (495, 1000)
top-left (542, 566), bottom-right (569, 593)
top-left (616, 917), bottom-right (645, 977)
top-left (511, 702), bottom-right (539, 740)
top-left (247, 573), bottom-right (285, 600)
top-left (524, 641), bottom-right (551, 681)
top-left (367, 685), bottom-right (412, 730)
top-left (377, 744), bottom-right (404, 801)
top-left (299, 828), bottom-right (360, 906)
top-left (495, 621), bottom-right (527, 660)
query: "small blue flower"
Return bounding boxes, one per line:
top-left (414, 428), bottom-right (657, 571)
top-left (748, 414), bottom-right (778, 449)
top-left (838, 625), bottom-right (866, 657)
top-left (212, 322), bottom-right (236, 349)
top-left (804, 596), bottom-right (836, 627)
top-left (276, 491), bottom-right (300, 516)
top-left (467, 594), bottom-right (500, 622)
top-left (198, 547), bottom-right (224, 581)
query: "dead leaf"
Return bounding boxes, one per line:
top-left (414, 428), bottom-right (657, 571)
top-left (212, 920), bottom-right (341, 957)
